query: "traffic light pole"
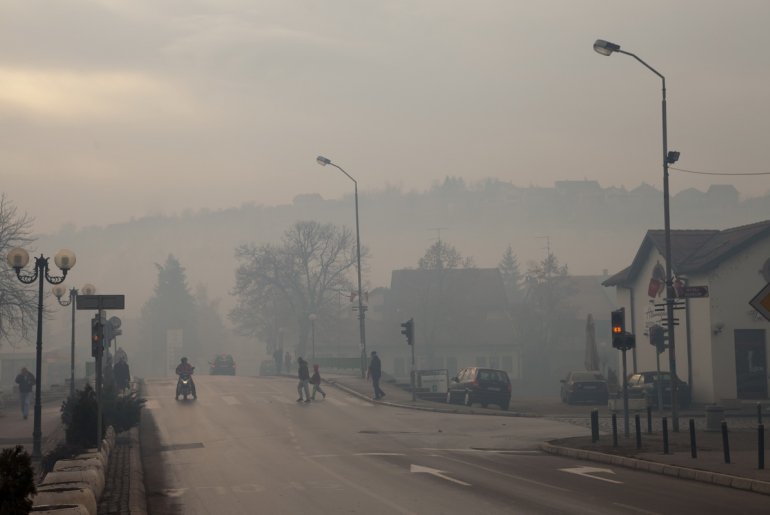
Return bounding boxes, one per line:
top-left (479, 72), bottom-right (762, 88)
top-left (411, 333), bottom-right (416, 402)
top-left (96, 309), bottom-right (103, 452)
top-left (622, 348), bottom-right (629, 437)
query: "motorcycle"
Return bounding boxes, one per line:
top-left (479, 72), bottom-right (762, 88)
top-left (176, 373), bottom-right (196, 400)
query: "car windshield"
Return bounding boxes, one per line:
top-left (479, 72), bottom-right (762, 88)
top-left (571, 372), bottom-right (604, 381)
top-left (478, 370), bottom-right (508, 382)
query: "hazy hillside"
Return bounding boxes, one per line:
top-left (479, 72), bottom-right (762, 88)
top-left (36, 178), bottom-right (769, 329)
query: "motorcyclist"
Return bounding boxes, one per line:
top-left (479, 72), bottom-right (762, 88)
top-left (175, 357), bottom-right (197, 399)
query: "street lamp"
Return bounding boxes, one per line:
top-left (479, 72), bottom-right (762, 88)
top-left (309, 313), bottom-right (317, 361)
top-left (316, 155), bottom-right (367, 378)
top-left (52, 283), bottom-right (96, 397)
top-left (594, 38), bottom-right (682, 431)
top-left (6, 247), bottom-right (76, 458)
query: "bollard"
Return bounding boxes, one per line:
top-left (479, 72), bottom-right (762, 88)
top-left (612, 413), bottom-right (618, 447)
top-left (591, 409), bottom-right (599, 443)
top-left (662, 417), bottom-right (669, 454)
top-left (758, 403), bottom-right (763, 425)
top-left (689, 419), bottom-right (697, 458)
top-left (647, 406), bottom-right (653, 434)
top-left (721, 420), bottom-right (731, 464)
top-left (759, 424), bottom-right (765, 470)
top-left (635, 414), bottom-right (642, 449)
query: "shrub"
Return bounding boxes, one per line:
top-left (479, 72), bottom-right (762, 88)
top-left (0, 445), bottom-right (36, 515)
top-left (61, 383), bottom-right (145, 447)
top-left (41, 443), bottom-right (84, 475)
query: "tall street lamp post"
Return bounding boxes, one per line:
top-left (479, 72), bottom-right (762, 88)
top-left (594, 38), bottom-right (682, 431)
top-left (6, 247), bottom-right (76, 457)
top-left (53, 283), bottom-right (96, 397)
top-left (316, 155), bottom-right (367, 378)
top-left (309, 313), bottom-right (317, 361)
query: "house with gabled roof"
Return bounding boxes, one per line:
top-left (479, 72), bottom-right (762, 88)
top-left (603, 220), bottom-right (770, 403)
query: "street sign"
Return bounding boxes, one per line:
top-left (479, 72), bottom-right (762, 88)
top-left (77, 295), bottom-right (125, 310)
top-left (749, 282), bottom-right (770, 323)
top-left (682, 285), bottom-right (709, 298)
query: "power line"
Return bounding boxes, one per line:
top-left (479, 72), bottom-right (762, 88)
top-left (670, 166), bottom-right (770, 176)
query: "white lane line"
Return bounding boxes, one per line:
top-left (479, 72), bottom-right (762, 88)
top-left (301, 456), bottom-right (418, 515)
top-left (222, 395), bottom-right (240, 405)
top-left (439, 454), bottom-right (571, 492)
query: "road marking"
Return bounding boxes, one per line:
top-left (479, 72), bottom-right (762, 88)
top-left (222, 395), bottom-right (240, 405)
top-left (559, 466), bottom-right (622, 484)
top-left (410, 464), bottom-right (471, 486)
top-left (420, 448), bottom-right (540, 454)
top-left (439, 455), bottom-right (571, 492)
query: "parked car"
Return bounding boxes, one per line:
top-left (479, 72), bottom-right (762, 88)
top-left (627, 371), bottom-right (690, 408)
top-left (446, 367), bottom-right (511, 410)
top-left (210, 354), bottom-right (236, 375)
top-left (560, 371), bottom-right (609, 405)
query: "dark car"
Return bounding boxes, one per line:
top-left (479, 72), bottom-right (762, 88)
top-left (210, 354), bottom-right (236, 375)
top-left (627, 371), bottom-right (690, 408)
top-left (446, 367), bottom-right (511, 410)
top-left (560, 371), bottom-right (609, 405)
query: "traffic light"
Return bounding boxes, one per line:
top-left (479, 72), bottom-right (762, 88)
top-left (649, 324), bottom-right (667, 354)
top-left (400, 318), bottom-right (414, 345)
top-left (91, 317), bottom-right (104, 357)
top-left (611, 308), bottom-right (625, 349)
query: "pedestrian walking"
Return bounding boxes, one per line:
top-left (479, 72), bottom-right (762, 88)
top-left (310, 364), bottom-right (326, 400)
top-left (366, 351), bottom-right (386, 400)
top-left (15, 367), bottom-right (35, 420)
top-left (296, 357), bottom-right (311, 403)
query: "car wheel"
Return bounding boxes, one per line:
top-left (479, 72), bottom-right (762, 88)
top-left (464, 392), bottom-right (472, 407)
top-left (446, 391), bottom-right (453, 404)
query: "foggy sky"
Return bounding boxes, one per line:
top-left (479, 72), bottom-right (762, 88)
top-left (2, 1), bottom-right (770, 234)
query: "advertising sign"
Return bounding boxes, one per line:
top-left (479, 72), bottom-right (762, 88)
top-left (417, 369), bottom-right (448, 393)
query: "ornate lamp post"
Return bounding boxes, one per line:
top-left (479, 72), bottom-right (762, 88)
top-left (594, 38), bottom-right (682, 431)
top-left (52, 283), bottom-right (96, 397)
top-left (6, 247), bottom-right (76, 458)
top-left (309, 313), bottom-right (318, 361)
top-left (316, 155), bottom-right (367, 378)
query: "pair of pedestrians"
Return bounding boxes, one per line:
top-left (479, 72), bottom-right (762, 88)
top-left (296, 357), bottom-right (326, 402)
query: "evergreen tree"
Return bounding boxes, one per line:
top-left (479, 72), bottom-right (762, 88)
top-left (498, 245), bottom-right (522, 302)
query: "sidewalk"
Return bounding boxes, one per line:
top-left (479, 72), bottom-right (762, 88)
top-left (0, 394), bottom-right (66, 460)
top-left (323, 372), bottom-right (770, 495)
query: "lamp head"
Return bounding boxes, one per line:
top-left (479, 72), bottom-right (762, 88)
top-left (54, 249), bottom-right (76, 271)
top-left (6, 247), bottom-right (30, 269)
top-left (316, 155), bottom-right (331, 166)
top-left (666, 151), bottom-right (680, 164)
top-left (593, 39), bottom-right (620, 56)
top-left (52, 284), bottom-right (67, 299)
top-left (81, 283), bottom-right (96, 295)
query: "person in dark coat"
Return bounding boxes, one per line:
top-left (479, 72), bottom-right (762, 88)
top-left (15, 367), bottom-right (35, 419)
top-left (114, 357), bottom-right (131, 392)
top-left (310, 364), bottom-right (326, 400)
top-left (366, 351), bottom-right (386, 400)
top-left (296, 357), bottom-right (310, 403)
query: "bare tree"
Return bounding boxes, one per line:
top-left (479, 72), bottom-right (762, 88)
top-left (230, 221), bottom-right (362, 356)
top-left (0, 194), bottom-right (36, 346)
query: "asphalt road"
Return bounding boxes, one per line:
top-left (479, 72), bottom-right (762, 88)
top-left (141, 375), bottom-right (768, 514)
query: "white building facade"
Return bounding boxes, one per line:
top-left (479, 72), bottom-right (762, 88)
top-left (604, 221), bottom-right (770, 404)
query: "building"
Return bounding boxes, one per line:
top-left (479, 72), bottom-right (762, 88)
top-left (603, 221), bottom-right (770, 403)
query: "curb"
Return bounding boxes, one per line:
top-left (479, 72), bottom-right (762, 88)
top-left (325, 379), bottom-right (533, 418)
top-left (540, 442), bottom-right (770, 496)
top-left (128, 426), bottom-right (147, 515)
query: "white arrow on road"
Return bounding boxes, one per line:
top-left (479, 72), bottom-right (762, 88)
top-left (410, 464), bottom-right (471, 486)
top-left (559, 466), bottom-right (622, 484)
